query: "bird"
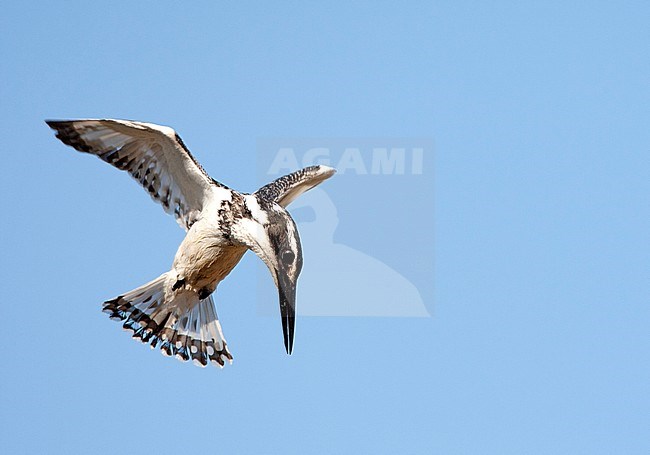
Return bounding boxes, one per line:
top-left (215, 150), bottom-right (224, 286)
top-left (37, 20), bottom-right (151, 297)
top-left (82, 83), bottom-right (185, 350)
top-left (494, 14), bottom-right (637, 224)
top-left (46, 119), bottom-right (335, 368)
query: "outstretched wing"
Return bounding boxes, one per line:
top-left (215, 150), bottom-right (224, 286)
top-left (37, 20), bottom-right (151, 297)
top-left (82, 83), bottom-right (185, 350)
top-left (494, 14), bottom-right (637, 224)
top-left (46, 119), bottom-right (228, 230)
top-left (255, 165), bottom-right (336, 207)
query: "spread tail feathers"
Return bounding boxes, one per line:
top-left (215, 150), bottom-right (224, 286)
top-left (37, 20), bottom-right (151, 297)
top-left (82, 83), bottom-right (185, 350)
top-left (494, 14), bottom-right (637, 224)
top-left (102, 273), bottom-right (233, 368)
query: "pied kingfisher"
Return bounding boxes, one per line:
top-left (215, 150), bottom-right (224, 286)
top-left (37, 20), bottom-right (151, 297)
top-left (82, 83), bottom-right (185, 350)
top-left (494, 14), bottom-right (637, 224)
top-left (47, 119), bottom-right (335, 368)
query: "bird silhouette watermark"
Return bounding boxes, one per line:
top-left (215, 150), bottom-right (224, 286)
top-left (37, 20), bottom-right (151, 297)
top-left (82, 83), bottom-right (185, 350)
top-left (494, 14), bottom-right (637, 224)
top-left (257, 138), bottom-right (434, 317)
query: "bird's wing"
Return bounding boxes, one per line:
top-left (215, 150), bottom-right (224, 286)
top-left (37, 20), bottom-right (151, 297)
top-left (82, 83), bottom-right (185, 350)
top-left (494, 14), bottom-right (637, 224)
top-left (255, 165), bottom-right (336, 207)
top-left (46, 119), bottom-right (228, 231)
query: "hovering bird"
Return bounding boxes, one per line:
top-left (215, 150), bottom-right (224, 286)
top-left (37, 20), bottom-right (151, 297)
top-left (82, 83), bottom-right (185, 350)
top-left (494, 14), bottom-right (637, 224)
top-left (46, 119), bottom-right (335, 368)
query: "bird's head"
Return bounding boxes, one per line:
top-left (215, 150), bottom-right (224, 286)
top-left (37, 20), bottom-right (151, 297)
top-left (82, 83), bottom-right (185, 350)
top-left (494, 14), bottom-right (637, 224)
top-left (233, 195), bottom-right (303, 354)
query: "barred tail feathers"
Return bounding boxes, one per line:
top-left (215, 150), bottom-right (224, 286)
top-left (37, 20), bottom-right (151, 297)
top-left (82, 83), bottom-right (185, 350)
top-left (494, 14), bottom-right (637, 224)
top-left (102, 274), bottom-right (232, 368)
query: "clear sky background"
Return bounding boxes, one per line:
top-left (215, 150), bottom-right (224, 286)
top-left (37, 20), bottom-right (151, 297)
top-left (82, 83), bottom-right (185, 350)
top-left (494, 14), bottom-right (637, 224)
top-left (1, 2), bottom-right (648, 454)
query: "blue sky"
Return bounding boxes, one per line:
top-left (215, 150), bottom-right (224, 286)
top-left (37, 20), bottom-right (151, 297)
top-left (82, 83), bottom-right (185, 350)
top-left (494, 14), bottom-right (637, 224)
top-left (1, 2), bottom-right (648, 454)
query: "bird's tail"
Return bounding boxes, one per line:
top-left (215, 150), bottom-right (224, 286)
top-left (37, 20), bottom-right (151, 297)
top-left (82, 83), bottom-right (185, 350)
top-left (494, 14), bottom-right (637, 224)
top-left (102, 273), bottom-right (233, 368)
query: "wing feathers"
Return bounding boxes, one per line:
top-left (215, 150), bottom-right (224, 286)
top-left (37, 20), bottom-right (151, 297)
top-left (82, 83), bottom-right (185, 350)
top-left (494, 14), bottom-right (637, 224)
top-left (255, 165), bottom-right (336, 207)
top-left (46, 119), bottom-right (225, 230)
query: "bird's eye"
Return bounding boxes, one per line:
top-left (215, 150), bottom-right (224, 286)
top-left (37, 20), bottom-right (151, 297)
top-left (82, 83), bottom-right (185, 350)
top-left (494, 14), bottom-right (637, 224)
top-left (281, 250), bottom-right (295, 265)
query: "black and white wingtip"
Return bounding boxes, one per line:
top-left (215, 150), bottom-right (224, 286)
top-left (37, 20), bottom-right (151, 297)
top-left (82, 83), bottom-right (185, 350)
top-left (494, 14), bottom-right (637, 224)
top-left (255, 164), bottom-right (337, 208)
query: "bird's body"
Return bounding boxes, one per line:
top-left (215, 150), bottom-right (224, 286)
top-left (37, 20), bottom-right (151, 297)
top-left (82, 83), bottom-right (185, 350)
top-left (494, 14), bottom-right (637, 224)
top-left (47, 119), bottom-right (335, 368)
top-left (171, 200), bottom-right (246, 294)
top-left (173, 227), bottom-right (248, 296)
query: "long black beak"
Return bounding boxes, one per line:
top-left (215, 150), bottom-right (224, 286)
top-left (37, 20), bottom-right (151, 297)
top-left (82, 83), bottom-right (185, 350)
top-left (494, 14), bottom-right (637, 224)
top-left (278, 273), bottom-right (296, 355)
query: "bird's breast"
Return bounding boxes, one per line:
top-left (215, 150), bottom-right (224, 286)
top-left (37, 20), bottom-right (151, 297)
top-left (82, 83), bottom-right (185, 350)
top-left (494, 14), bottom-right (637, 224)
top-left (173, 225), bottom-right (247, 291)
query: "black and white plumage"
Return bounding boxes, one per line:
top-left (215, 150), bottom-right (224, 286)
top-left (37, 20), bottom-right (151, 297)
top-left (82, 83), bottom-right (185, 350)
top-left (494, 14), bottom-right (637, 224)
top-left (47, 119), bottom-right (335, 368)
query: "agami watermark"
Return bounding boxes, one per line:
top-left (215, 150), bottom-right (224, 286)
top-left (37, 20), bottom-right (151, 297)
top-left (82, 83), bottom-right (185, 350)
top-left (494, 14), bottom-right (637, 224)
top-left (257, 138), bottom-right (434, 317)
